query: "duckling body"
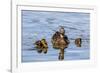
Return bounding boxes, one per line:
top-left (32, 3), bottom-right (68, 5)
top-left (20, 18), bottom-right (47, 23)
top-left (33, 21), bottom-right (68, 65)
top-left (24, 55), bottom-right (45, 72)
top-left (75, 38), bottom-right (82, 47)
top-left (34, 39), bottom-right (48, 54)
top-left (34, 40), bottom-right (43, 53)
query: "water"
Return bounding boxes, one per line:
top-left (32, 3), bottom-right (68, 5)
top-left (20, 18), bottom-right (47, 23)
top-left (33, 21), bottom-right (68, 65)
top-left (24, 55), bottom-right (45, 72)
top-left (21, 10), bottom-right (90, 62)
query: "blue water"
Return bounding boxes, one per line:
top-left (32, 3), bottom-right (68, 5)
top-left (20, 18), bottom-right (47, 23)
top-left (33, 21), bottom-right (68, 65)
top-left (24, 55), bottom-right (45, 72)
top-left (21, 10), bottom-right (90, 62)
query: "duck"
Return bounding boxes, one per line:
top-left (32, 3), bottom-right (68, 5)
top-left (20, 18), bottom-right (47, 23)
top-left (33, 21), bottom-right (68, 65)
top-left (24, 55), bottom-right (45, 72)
top-left (51, 26), bottom-right (70, 60)
top-left (75, 38), bottom-right (82, 47)
top-left (34, 38), bottom-right (48, 54)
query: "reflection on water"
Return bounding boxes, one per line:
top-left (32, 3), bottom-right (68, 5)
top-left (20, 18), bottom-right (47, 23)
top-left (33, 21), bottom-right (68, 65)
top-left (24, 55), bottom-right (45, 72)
top-left (21, 10), bottom-right (90, 62)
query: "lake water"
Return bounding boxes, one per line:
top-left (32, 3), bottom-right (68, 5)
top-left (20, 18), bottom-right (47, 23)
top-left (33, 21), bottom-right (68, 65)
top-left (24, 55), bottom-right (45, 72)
top-left (21, 10), bottom-right (90, 62)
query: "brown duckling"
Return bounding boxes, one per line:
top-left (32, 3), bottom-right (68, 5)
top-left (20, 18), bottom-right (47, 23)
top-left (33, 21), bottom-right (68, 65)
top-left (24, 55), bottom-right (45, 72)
top-left (75, 38), bottom-right (82, 47)
top-left (34, 38), bottom-right (48, 54)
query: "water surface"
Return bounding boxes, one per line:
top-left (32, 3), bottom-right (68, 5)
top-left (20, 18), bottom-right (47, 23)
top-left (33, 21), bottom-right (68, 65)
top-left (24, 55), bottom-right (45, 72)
top-left (21, 10), bottom-right (90, 62)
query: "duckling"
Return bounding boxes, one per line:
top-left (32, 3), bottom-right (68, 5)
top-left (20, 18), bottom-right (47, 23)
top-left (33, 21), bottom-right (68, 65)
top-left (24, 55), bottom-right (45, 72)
top-left (34, 40), bottom-right (42, 53)
top-left (41, 39), bottom-right (48, 54)
top-left (75, 38), bottom-right (82, 47)
top-left (34, 38), bottom-right (48, 54)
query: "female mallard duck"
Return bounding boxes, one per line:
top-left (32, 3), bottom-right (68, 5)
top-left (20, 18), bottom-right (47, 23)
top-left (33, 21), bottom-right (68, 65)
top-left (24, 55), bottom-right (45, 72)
top-left (34, 38), bottom-right (48, 54)
top-left (51, 26), bottom-right (70, 60)
top-left (75, 38), bottom-right (82, 47)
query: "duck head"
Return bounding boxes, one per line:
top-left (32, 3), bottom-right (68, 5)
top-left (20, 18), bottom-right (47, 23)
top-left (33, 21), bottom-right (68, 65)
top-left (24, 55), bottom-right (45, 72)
top-left (59, 26), bottom-right (65, 35)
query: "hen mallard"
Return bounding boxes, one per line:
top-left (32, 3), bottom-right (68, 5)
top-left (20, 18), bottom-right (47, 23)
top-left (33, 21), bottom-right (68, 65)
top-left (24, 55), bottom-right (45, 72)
top-left (34, 39), bottom-right (48, 54)
top-left (51, 26), bottom-right (70, 60)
